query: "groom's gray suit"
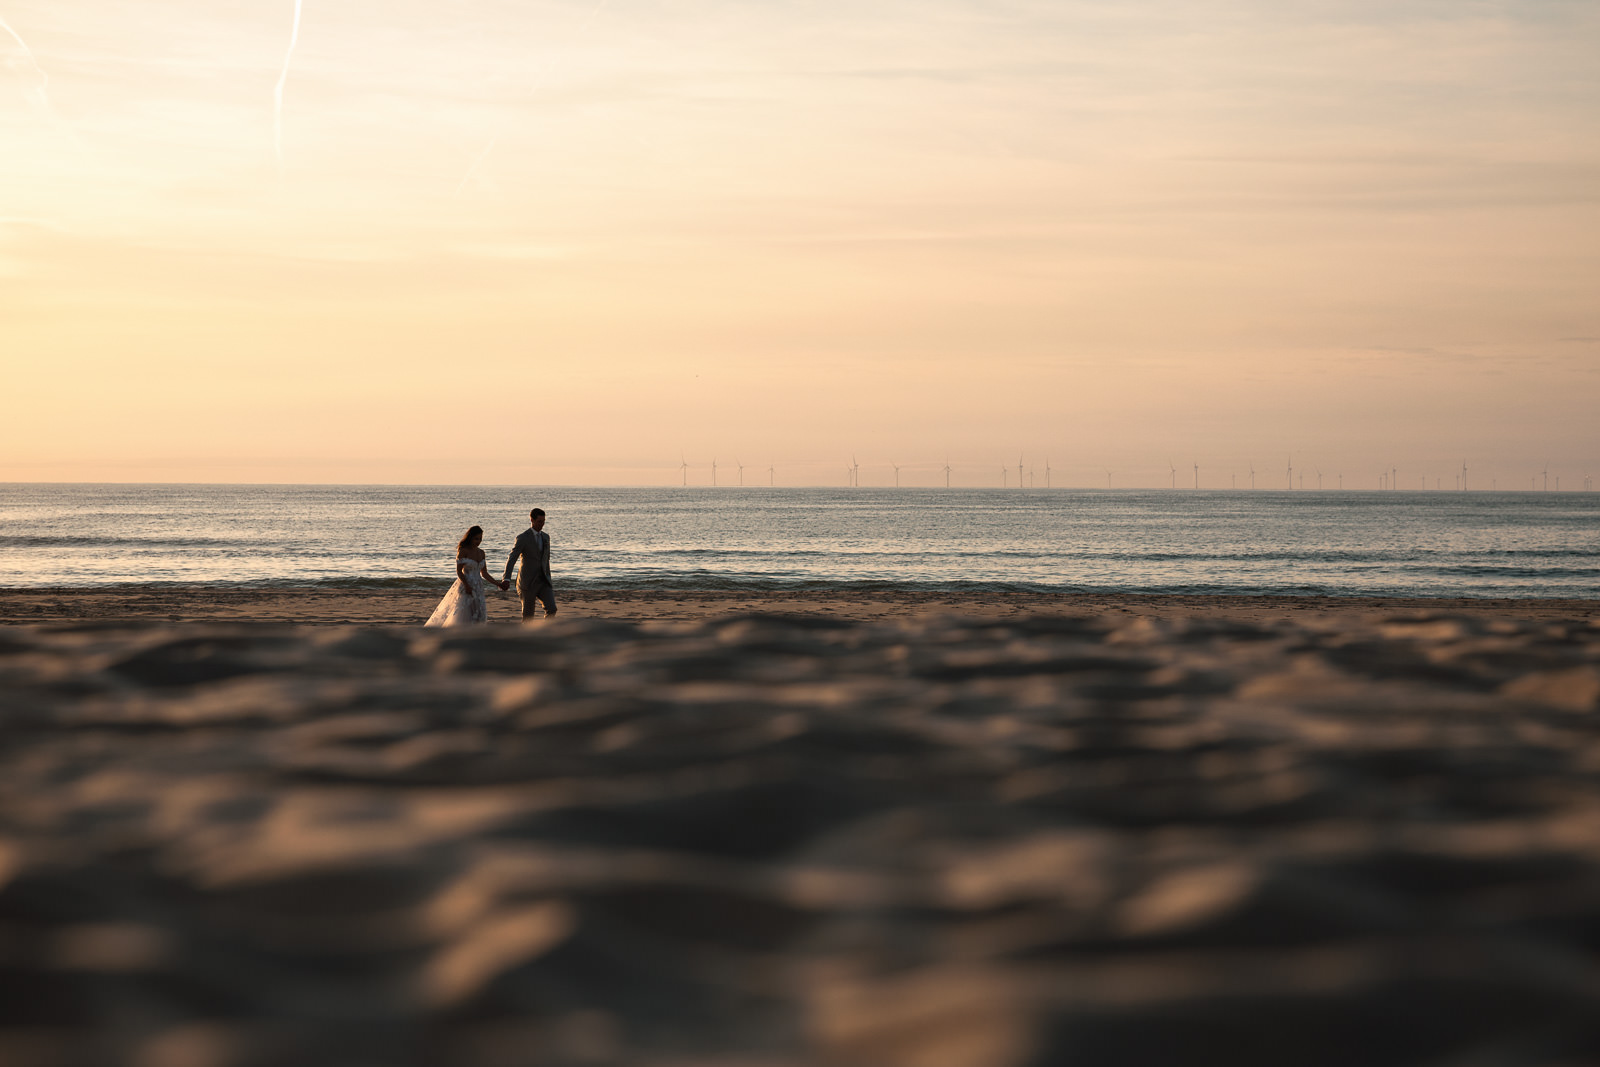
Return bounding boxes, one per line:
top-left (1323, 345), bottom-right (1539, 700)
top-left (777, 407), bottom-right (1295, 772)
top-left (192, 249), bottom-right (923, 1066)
top-left (503, 526), bottom-right (556, 619)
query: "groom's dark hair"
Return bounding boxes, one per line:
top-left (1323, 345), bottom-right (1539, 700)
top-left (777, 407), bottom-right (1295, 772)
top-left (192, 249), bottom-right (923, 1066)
top-left (530, 508), bottom-right (545, 520)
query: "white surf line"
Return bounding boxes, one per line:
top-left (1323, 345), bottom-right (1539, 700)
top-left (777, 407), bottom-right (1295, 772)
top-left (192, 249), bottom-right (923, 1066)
top-left (0, 12), bottom-right (51, 110)
top-left (273, 0), bottom-right (305, 173)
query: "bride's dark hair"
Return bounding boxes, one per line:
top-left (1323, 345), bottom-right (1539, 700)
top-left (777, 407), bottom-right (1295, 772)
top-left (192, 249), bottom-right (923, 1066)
top-left (457, 525), bottom-right (483, 556)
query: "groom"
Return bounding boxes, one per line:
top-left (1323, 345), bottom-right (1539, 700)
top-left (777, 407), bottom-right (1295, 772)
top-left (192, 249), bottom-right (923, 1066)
top-left (503, 508), bottom-right (557, 621)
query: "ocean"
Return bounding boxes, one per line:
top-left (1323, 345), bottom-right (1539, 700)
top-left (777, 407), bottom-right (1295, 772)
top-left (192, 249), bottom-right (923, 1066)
top-left (1, 483), bottom-right (1596, 598)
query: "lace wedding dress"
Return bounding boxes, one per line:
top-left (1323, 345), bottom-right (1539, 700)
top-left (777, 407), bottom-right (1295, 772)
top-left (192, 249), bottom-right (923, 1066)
top-left (424, 557), bottom-right (490, 627)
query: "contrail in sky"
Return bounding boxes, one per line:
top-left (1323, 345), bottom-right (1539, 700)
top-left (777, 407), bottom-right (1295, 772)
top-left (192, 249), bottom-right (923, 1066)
top-left (576, 0), bottom-right (610, 34)
top-left (0, 12), bottom-right (51, 111)
top-left (451, 0), bottom-right (607, 195)
top-left (274, 0), bottom-right (305, 172)
top-left (453, 136), bottom-right (499, 197)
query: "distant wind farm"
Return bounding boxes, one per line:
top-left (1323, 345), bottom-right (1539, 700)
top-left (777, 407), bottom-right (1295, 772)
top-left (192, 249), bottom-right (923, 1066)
top-left (662, 455), bottom-right (1599, 491)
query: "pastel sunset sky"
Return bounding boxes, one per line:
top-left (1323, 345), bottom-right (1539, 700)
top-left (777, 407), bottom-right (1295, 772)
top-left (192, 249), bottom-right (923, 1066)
top-left (2, 0), bottom-right (1596, 486)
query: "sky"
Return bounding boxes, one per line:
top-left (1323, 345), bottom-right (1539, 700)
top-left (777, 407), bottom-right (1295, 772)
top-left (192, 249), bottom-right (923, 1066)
top-left (1, 0), bottom-right (1597, 487)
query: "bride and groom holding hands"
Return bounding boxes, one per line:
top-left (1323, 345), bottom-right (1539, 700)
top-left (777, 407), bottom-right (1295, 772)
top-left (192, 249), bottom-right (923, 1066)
top-left (424, 508), bottom-right (557, 627)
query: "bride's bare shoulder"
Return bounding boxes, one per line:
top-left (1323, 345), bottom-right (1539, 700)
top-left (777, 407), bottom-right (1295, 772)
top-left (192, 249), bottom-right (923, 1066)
top-left (466, 547), bottom-right (487, 561)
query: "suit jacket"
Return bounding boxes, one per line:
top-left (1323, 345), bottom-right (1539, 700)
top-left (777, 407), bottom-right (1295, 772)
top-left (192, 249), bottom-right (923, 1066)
top-left (504, 528), bottom-right (552, 587)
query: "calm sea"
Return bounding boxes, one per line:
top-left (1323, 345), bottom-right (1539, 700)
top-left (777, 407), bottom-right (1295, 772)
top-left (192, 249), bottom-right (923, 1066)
top-left (1, 484), bottom-right (1596, 598)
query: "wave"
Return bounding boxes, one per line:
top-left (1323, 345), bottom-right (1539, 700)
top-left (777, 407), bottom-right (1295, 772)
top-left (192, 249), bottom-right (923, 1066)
top-left (1, 574), bottom-right (1586, 600)
top-left (0, 535), bottom-right (260, 549)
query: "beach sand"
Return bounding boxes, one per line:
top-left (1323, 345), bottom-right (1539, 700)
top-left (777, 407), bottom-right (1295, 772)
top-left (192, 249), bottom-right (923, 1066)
top-left (2, 592), bottom-right (1599, 1065)
top-left (2, 583), bottom-right (1597, 626)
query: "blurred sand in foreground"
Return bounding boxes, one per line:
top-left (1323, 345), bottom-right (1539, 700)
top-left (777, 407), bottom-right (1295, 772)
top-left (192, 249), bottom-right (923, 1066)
top-left (1, 602), bottom-right (1599, 1065)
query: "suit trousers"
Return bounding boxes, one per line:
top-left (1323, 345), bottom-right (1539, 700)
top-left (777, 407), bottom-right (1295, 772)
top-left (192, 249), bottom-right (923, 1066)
top-left (518, 575), bottom-right (556, 618)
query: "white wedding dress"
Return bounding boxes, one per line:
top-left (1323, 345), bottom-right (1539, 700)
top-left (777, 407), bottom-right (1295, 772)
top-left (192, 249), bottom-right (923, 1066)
top-left (424, 557), bottom-right (490, 627)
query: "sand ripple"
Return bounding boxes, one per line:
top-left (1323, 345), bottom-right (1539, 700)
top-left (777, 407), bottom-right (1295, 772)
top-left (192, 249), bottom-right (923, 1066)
top-left (2, 613), bottom-right (1599, 1065)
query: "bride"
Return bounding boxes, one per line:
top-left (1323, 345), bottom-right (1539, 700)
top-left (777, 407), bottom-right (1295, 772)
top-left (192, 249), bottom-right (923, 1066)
top-left (424, 525), bottom-right (509, 627)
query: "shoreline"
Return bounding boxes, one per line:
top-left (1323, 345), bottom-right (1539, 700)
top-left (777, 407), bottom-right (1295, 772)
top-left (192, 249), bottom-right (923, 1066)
top-left (3, 584), bottom-right (1597, 626)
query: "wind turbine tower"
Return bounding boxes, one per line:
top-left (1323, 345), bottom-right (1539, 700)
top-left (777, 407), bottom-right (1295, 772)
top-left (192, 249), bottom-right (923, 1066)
top-left (1286, 456), bottom-right (1293, 489)
top-left (892, 462), bottom-right (901, 488)
top-left (711, 459), bottom-right (718, 487)
top-left (736, 459), bottom-right (744, 487)
top-left (943, 457), bottom-right (952, 488)
top-left (1249, 461), bottom-right (1255, 490)
top-left (1105, 470), bottom-right (1114, 489)
top-left (1044, 457), bottom-right (1052, 489)
top-left (1018, 455), bottom-right (1025, 490)
top-left (1316, 468), bottom-right (1323, 490)
top-left (679, 455), bottom-right (689, 486)
top-left (1462, 460), bottom-right (1468, 491)
top-left (1193, 462), bottom-right (1199, 489)
top-left (1169, 460), bottom-right (1177, 489)
top-left (1543, 464), bottom-right (1549, 492)
top-left (768, 464), bottom-right (775, 487)
top-left (1001, 466), bottom-right (1009, 488)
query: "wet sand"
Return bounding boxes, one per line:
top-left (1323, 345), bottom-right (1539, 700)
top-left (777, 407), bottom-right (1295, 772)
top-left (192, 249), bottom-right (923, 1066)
top-left (2, 583), bottom-right (1597, 626)
top-left (2, 595), bottom-right (1599, 1065)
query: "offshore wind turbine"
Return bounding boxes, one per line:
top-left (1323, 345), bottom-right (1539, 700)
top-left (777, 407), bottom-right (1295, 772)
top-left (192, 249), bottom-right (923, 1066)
top-left (1462, 459), bottom-right (1468, 491)
top-left (736, 458), bottom-right (744, 486)
top-left (1316, 468), bottom-right (1323, 490)
top-left (1018, 454), bottom-right (1025, 490)
top-left (1001, 466), bottom-right (1009, 488)
top-left (943, 457), bottom-right (952, 488)
top-left (1543, 464), bottom-right (1549, 492)
top-left (1193, 462), bottom-right (1199, 489)
top-left (1169, 459), bottom-right (1177, 489)
top-left (768, 463), bottom-right (775, 487)
top-left (1249, 461), bottom-right (1255, 490)
top-left (679, 454), bottom-right (689, 486)
top-left (711, 458), bottom-right (718, 487)
top-left (1286, 455), bottom-right (1293, 489)
top-left (892, 462), bottom-right (901, 488)
top-left (1044, 457), bottom-right (1052, 489)
top-left (1105, 469), bottom-right (1114, 489)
